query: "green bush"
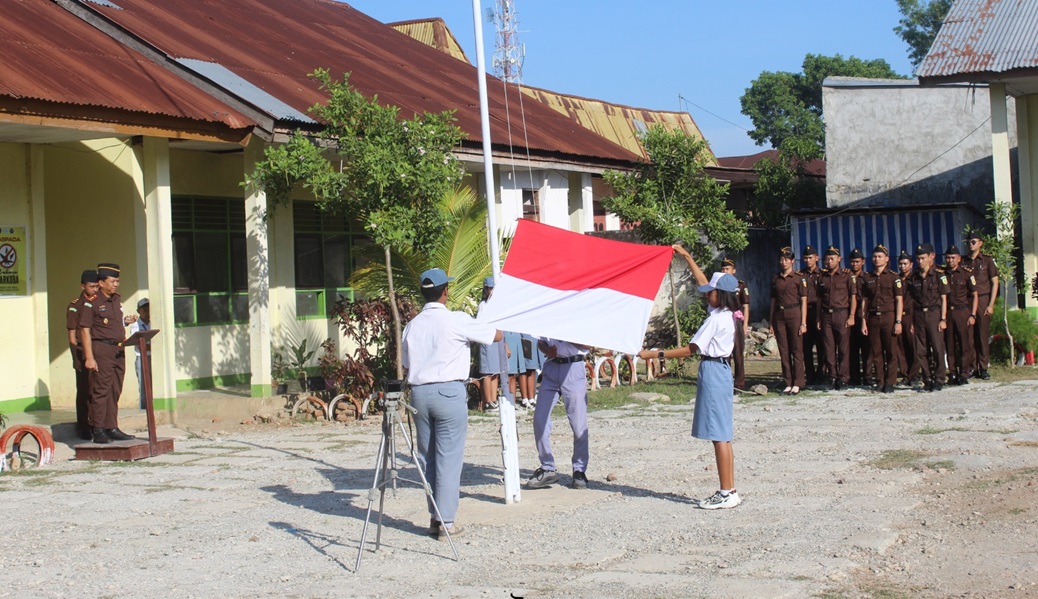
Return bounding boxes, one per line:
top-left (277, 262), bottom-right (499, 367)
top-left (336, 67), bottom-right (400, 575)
top-left (678, 297), bottom-right (708, 342)
top-left (989, 299), bottom-right (1038, 365)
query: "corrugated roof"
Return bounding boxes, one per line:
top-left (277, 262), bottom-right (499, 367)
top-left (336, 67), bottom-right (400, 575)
top-left (391, 18), bottom-right (711, 163)
top-left (390, 18), bottom-right (470, 64)
top-left (716, 149), bottom-right (826, 178)
top-left (917, 0), bottom-right (1038, 81)
top-left (0, 0), bottom-right (251, 131)
top-left (75, 0), bottom-right (641, 164)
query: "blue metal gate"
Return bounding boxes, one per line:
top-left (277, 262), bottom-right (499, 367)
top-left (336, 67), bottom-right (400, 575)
top-left (792, 206), bottom-right (975, 260)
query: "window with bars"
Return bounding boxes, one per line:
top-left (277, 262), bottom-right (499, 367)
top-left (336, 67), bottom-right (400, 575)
top-left (522, 189), bottom-right (540, 222)
top-left (171, 196), bottom-right (248, 326)
top-left (293, 202), bottom-right (361, 318)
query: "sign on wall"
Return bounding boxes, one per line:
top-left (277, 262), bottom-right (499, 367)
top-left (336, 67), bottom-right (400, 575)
top-left (0, 226), bottom-right (28, 296)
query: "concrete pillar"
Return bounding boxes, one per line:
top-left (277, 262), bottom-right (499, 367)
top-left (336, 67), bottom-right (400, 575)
top-left (29, 145), bottom-right (51, 405)
top-left (140, 137), bottom-right (177, 408)
top-left (990, 84), bottom-right (1014, 239)
top-left (244, 139), bottom-right (272, 397)
top-left (1018, 95), bottom-right (1038, 314)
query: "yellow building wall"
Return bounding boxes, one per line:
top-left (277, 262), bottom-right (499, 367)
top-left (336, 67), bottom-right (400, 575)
top-left (43, 139), bottom-right (145, 410)
top-left (0, 143), bottom-right (48, 411)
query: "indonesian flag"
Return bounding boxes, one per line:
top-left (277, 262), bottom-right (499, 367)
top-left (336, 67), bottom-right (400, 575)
top-left (478, 220), bottom-right (673, 354)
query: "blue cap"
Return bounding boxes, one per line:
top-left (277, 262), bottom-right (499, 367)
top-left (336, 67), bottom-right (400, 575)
top-left (698, 272), bottom-right (739, 293)
top-left (420, 268), bottom-right (453, 288)
top-left (483, 276), bottom-right (495, 288)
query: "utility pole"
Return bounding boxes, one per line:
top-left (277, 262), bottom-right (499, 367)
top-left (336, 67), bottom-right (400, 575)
top-left (488, 0), bottom-right (524, 83)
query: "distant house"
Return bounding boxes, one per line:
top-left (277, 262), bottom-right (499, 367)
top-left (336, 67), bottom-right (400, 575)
top-left (790, 76), bottom-right (1014, 261)
top-left (917, 0), bottom-right (1038, 314)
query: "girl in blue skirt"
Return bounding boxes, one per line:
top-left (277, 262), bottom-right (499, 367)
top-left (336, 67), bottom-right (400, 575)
top-left (641, 269), bottom-right (742, 509)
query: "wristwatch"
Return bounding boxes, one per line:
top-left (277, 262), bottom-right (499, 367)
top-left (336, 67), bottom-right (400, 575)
top-left (895, 319), bottom-right (902, 324)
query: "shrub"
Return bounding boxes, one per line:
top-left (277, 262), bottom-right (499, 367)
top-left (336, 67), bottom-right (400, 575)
top-left (989, 299), bottom-right (1038, 365)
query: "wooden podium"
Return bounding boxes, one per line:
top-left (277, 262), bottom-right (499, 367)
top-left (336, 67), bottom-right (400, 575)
top-left (75, 328), bottom-right (175, 461)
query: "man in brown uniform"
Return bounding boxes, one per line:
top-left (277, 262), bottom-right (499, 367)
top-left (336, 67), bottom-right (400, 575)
top-left (770, 247), bottom-right (807, 394)
top-left (78, 263), bottom-right (138, 444)
top-left (962, 230), bottom-right (999, 379)
top-left (815, 246), bottom-right (856, 390)
top-left (860, 245), bottom-right (905, 393)
top-left (721, 258), bottom-right (750, 390)
top-left (66, 269), bottom-right (100, 440)
top-left (943, 245), bottom-right (978, 385)
top-left (906, 244), bottom-right (950, 392)
top-left (896, 251), bottom-right (920, 385)
top-left (799, 246), bottom-right (824, 384)
top-left (847, 248), bottom-right (869, 386)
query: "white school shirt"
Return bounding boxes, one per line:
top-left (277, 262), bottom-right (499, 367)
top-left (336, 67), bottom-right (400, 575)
top-left (541, 338), bottom-right (587, 359)
top-left (402, 302), bottom-right (497, 385)
top-left (689, 306), bottom-right (735, 358)
top-left (129, 319), bottom-right (151, 358)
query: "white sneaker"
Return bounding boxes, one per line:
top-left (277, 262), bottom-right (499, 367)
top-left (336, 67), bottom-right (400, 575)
top-left (697, 490), bottom-right (741, 510)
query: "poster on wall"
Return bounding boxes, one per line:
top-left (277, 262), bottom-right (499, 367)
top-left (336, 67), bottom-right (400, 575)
top-left (0, 226), bottom-right (28, 296)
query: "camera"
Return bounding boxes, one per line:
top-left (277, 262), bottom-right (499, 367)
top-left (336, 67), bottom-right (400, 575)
top-left (381, 379), bottom-right (405, 401)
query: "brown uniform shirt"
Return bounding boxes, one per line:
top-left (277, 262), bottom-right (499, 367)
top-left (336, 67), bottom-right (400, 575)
top-left (900, 271), bottom-right (915, 321)
top-left (77, 291), bottom-right (126, 341)
top-left (961, 252), bottom-right (999, 296)
top-left (736, 280), bottom-right (749, 308)
top-left (66, 292), bottom-right (94, 369)
top-left (906, 268), bottom-right (950, 309)
top-left (771, 271), bottom-right (807, 307)
top-left (799, 266), bottom-right (822, 304)
top-left (945, 266), bottom-right (977, 308)
top-left (816, 268), bottom-right (855, 311)
top-left (861, 269), bottom-right (904, 313)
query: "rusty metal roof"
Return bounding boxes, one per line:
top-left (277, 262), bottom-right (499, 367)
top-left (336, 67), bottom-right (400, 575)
top-left (716, 149), bottom-right (826, 177)
top-left (917, 0), bottom-right (1038, 82)
top-left (390, 18), bottom-right (471, 64)
top-left (75, 0), bottom-right (641, 164)
top-left (0, 0), bottom-right (251, 132)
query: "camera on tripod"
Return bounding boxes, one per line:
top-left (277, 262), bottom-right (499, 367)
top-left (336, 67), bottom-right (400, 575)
top-left (379, 379), bottom-right (405, 405)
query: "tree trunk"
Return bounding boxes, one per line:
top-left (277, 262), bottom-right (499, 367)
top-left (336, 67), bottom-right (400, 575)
top-left (1004, 287), bottom-right (1015, 368)
top-left (669, 269), bottom-right (683, 347)
top-left (385, 246), bottom-right (404, 380)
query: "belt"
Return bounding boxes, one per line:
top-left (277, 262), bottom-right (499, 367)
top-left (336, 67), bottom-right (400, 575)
top-left (550, 355), bottom-right (585, 364)
top-left (949, 304), bottom-right (969, 310)
top-left (869, 310), bottom-right (889, 316)
top-left (701, 355), bottom-right (730, 365)
top-left (920, 305), bottom-right (941, 312)
top-left (823, 307), bottom-right (848, 313)
top-left (777, 303), bottom-right (800, 310)
top-left (94, 338), bottom-right (123, 346)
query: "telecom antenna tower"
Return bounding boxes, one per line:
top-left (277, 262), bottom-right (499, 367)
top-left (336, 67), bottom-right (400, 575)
top-left (487, 0), bottom-right (525, 83)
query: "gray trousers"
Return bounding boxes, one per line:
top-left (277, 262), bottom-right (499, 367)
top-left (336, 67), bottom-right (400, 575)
top-left (410, 381), bottom-right (468, 523)
top-left (533, 361), bottom-right (589, 473)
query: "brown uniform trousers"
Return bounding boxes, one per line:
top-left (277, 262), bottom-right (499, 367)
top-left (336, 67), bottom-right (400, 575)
top-left (862, 270), bottom-right (904, 389)
top-left (731, 281), bottom-right (749, 389)
top-left (800, 267), bottom-right (823, 383)
top-left (897, 274), bottom-right (920, 383)
top-left (944, 267), bottom-right (976, 381)
top-left (771, 271), bottom-right (807, 388)
top-left (962, 252), bottom-right (998, 373)
top-left (907, 269), bottom-right (950, 386)
top-left (849, 271), bottom-right (868, 385)
top-left (66, 293), bottom-right (93, 433)
top-left (817, 268), bottom-right (855, 384)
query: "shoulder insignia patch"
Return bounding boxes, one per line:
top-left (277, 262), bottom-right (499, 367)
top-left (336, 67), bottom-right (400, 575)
top-left (802, 278), bottom-right (807, 287)
top-left (970, 275), bottom-right (976, 285)
top-left (84, 302), bottom-right (92, 308)
top-left (68, 307), bottom-right (77, 312)
top-left (940, 275), bottom-right (948, 285)
top-left (894, 279), bottom-right (902, 289)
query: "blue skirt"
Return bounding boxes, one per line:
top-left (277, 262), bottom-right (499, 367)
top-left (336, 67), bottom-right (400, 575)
top-left (479, 338), bottom-right (508, 375)
top-left (691, 359), bottom-right (734, 441)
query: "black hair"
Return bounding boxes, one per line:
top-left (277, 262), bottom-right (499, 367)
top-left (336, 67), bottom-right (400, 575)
top-left (481, 286), bottom-right (492, 302)
top-left (715, 289), bottom-right (742, 312)
top-left (421, 283), bottom-right (448, 302)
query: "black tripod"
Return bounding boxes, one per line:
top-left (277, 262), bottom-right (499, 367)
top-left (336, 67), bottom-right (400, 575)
top-left (354, 395), bottom-right (459, 571)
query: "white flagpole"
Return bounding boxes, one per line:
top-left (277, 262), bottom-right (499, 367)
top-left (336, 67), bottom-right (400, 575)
top-left (473, 0), bottom-right (520, 505)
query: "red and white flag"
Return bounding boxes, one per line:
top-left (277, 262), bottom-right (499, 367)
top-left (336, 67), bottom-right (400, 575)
top-left (478, 220), bottom-right (673, 354)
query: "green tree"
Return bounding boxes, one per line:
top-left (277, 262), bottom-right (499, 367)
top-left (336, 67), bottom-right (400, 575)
top-left (747, 136), bottom-right (826, 228)
top-left (349, 186), bottom-right (504, 315)
top-left (247, 69), bottom-right (465, 377)
top-left (740, 54), bottom-right (905, 151)
top-left (894, 0), bottom-right (953, 69)
top-left (602, 125), bottom-right (748, 344)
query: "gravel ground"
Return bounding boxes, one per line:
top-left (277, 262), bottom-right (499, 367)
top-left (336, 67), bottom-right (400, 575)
top-left (1, 378), bottom-right (1037, 598)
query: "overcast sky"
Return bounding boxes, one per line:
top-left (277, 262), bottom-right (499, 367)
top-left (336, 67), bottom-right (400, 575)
top-left (349, 1), bottom-right (917, 157)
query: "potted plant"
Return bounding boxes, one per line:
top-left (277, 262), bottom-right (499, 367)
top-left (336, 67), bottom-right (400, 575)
top-left (271, 351), bottom-right (291, 395)
top-left (288, 339), bottom-right (317, 393)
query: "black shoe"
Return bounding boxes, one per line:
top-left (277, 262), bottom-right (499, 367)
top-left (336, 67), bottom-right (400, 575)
top-left (933, 382), bottom-right (943, 392)
top-left (570, 471), bottom-right (588, 489)
top-left (91, 428), bottom-right (111, 444)
top-left (979, 370), bottom-right (991, 380)
top-left (77, 426), bottom-right (92, 441)
top-left (882, 385), bottom-right (894, 393)
top-left (106, 428), bottom-right (136, 441)
top-left (959, 375), bottom-right (970, 385)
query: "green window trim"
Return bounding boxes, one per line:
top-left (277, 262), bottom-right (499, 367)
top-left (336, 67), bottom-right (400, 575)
top-left (296, 287), bottom-right (355, 320)
top-left (173, 291), bottom-right (249, 327)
